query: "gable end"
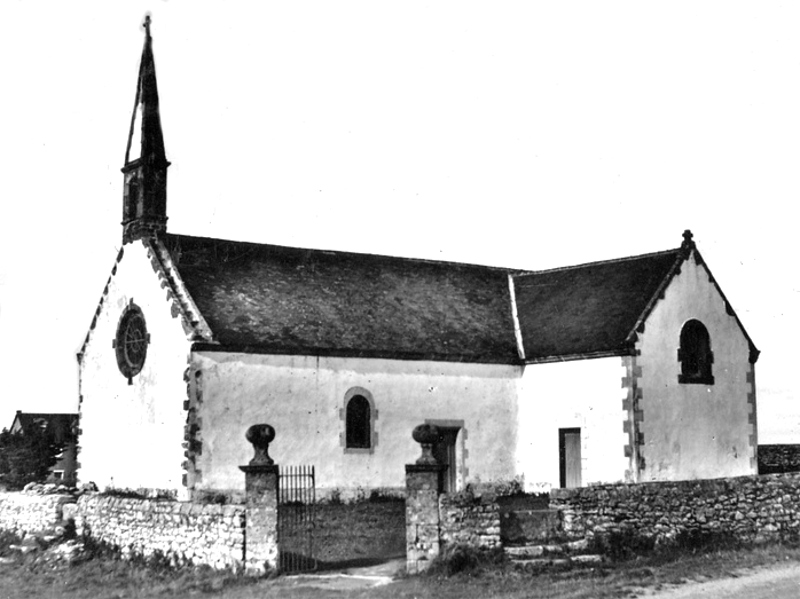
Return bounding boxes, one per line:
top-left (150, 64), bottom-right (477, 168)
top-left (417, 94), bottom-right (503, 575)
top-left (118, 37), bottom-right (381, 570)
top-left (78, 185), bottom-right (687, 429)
top-left (77, 247), bottom-right (125, 361)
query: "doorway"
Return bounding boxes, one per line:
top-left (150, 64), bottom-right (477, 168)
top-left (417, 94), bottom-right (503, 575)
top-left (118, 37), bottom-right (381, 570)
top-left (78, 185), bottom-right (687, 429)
top-left (428, 424), bottom-right (462, 493)
top-left (559, 428), bottom-right (582, 488)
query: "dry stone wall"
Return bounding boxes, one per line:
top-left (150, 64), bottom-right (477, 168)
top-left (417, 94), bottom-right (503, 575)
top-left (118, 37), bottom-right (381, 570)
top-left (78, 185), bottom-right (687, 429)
top-left (74, 494), bottom-right (245, 570)
top-left (0, 491), bottom-right (75, 535)
top-left (439, 491), bottom-right (501, 549)
top-left (405, 464), bottom-right (502, 574)
top-left (551, 473), bottom-right (800, 544)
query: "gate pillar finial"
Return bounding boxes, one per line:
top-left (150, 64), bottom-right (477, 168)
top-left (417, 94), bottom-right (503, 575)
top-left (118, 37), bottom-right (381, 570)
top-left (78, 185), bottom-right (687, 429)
top-left (245, 423), bottom-right (276, 466)
top-left (412, 423), bottom-right (439, 465)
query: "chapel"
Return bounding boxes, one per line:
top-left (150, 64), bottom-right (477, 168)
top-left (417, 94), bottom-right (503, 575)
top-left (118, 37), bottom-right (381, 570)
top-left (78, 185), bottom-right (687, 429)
top-left (77, 20), bottom-right (759, 500)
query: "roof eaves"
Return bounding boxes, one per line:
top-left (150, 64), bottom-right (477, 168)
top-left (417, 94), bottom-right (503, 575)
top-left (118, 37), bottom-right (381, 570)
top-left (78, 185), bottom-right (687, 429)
top-left (524, 347), bottom-right (633, 365)
top-left (190, 342), bottom-right (522, 366)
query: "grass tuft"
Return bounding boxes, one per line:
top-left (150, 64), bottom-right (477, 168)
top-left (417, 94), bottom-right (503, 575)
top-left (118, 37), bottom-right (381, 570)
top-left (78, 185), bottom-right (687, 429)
top-left (425, 544), bottom-right (506, 577)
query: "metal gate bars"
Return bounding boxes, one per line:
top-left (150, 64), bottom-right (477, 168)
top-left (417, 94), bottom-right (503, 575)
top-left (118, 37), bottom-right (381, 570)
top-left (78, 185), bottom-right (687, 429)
top-left (278, 465), bottom-right (317, 573)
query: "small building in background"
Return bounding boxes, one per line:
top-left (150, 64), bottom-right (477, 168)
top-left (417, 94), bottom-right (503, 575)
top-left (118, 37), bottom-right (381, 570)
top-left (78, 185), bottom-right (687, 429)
top-left (9, 411), bottom-right (79, 485)
top-left (758, 445), bottom-right (800, 474)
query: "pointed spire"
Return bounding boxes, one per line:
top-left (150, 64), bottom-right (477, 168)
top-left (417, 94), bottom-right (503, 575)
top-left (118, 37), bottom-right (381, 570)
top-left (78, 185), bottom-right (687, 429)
top-left (121, 15), bottom-right (170, 244)
top-left (125, 15), bottom-right (167, 167)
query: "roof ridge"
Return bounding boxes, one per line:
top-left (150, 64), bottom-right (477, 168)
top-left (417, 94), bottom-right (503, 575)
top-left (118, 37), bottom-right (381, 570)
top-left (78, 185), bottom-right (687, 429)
top-left (165, 232), bottom-right (528, 274)
top-left (515, 247), bottom-right (682, 277)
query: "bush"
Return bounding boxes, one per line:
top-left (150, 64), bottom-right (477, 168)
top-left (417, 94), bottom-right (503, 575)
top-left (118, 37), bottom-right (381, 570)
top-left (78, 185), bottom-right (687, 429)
top-left (368, 489), bottom-right (402, 503)
top-left (589, 530), bottom-right (656, 561)
top-left (0, 530), bottom-right (22, 557)
top-left (0, 426), bottom-right (65, 489)
top-left (671, 529), bottom-right (741, 553)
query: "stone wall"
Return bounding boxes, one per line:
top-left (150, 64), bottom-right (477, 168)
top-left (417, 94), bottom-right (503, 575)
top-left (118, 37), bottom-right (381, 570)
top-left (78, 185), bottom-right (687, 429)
top-left (405, 463), bottom-right (502, 574)
top-left (551, 473), bottom-right (800, 544)
top-left (439, 491), bottom-right (501, 549)
top-left (73, 494), bottom-right (245, 570)
top-left (0, 491), bottom-right (76, 535)
top-left (758, 445), bottom-right (800, 474)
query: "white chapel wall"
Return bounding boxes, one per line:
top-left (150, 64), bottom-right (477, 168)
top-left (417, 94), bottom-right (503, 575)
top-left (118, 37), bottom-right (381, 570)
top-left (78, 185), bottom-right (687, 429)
top-left (636, 252), bottom-right (755, 481)
top-left (78, 241), bottom-right (192, 495)
top-left (516, 357), bottom-right (630, 492)
top-left (190, 352), bottom-right (522, 498)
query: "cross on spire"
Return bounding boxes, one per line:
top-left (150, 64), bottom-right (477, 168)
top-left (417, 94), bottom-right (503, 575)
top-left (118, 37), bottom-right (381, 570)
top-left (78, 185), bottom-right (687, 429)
top-left (143, 14), bottom-right (152, 37)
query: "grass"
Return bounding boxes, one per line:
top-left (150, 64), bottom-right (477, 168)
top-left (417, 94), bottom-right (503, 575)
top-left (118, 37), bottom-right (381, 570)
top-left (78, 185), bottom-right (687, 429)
top-left (2, 535), bottom-right (800, 599)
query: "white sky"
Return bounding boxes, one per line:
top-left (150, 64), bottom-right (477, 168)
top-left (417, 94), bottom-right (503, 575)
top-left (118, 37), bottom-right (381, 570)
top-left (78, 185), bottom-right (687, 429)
top-left (0, 2), bottom-right (797, 441)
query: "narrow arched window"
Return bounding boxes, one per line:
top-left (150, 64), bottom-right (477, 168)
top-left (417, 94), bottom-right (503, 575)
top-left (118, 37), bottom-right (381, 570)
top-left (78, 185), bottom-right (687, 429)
top-left (678, 319), bottom-right (714, 384)
top-left (345, 395), bottom-right (371, 449)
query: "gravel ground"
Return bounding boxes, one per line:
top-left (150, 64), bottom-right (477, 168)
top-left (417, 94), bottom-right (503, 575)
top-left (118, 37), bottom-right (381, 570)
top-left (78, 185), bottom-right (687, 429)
top-left (645, 562), bottom-right (800, 598)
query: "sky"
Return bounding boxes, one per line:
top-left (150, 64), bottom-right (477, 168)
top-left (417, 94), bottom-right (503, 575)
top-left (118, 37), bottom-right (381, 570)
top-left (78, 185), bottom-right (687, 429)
top-left (0, 2), bottom-right (797, 441)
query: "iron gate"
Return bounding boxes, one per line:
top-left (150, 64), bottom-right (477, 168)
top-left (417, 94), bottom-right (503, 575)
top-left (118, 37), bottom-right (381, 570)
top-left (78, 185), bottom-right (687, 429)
top-left (278, 465), bottom-right (317, 573)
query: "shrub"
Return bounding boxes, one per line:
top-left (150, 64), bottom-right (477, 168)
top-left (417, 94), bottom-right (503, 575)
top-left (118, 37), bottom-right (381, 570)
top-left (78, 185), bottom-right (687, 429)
top-left (589, 529), bottom-right (656, 561)
top-left (0, 426), bottom-right (65, 489)
top-left (368, 489), bottom-right (402, 503)
top-left (0, 530), bottom-right (22, 557)
top-left (199, 492), bottom-right (229, 505)
top-left (671, 529), bottom-right (741, 553)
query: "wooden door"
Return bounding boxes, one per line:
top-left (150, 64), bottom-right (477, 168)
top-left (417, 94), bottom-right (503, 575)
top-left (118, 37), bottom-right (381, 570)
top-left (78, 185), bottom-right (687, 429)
top-left (559, 428), bottom-right (582, 489)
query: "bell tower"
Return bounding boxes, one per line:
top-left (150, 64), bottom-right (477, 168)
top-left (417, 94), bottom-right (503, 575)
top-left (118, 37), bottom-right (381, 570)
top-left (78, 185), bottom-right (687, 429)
top-left (121, 15), bottom-right (170, 244)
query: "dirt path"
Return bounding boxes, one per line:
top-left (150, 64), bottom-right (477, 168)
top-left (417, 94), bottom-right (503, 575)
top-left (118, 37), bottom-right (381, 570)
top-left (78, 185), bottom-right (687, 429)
top-left (646, 562), bottom-right (800, 598)
top-left (267, 557), bottom-right (405, 593)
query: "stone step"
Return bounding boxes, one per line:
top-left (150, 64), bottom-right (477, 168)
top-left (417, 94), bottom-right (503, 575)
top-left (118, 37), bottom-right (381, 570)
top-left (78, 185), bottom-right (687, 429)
top-left (510, 554), bottom-right (604, 569)
top-left (504, 537), bottom-right (595, 561)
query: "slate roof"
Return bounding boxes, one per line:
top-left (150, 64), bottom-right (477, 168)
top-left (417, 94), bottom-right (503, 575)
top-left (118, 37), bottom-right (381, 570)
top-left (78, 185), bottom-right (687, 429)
top-left (513, 249), bottom-right (683, 361)
top-left (164, 234), bottom-right (522, 363)
top-left (157, 233), bottom-right (757, 365)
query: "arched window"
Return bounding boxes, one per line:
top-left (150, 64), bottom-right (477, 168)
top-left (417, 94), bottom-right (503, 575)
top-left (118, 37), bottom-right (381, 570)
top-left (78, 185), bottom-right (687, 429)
top-left (678, 319), bottom-right (714, 384)
top-left (341, 388), bottom-right (377, 453)
top-left (346, 395), bottom-right (371, 449)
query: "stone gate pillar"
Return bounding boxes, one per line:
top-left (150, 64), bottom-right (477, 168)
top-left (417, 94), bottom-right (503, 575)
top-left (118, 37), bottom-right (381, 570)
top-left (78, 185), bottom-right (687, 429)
top-left (239, 424), bottom-right (279, 576)
top-left (406, 423), bottom-right (447, 574)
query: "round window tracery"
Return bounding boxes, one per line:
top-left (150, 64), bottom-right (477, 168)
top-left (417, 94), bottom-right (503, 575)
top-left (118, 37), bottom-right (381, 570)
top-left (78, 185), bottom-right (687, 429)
top-left (116, 303), bottom-right (148, 380)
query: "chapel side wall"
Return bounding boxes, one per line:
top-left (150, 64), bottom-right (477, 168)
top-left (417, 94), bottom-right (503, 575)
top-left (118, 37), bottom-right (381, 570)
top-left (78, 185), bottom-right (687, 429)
top-left (78, 241), bottom-right (192, 495)
top-left (190, 352), bottom-right (522, 497)
top-left (636, 252), bottom-right (755, 481)
top-left (516, 357), bottom-right (630, 492)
